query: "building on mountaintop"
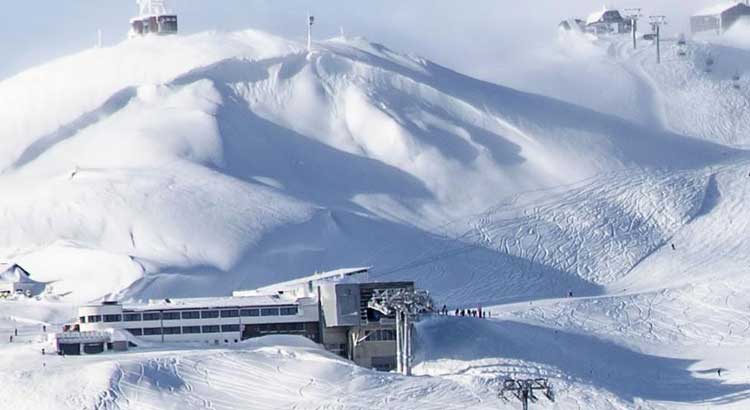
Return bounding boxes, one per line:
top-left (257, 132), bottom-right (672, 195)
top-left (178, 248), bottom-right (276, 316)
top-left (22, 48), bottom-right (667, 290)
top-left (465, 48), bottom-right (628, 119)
top-left (585, 6), bottom-right (632, 34)
top-left (559, 19), bottom-right (586, 32)
top-left (129, 0), bottom-right (178, 38)
top-left (691, 1), bottom-right (750, 35)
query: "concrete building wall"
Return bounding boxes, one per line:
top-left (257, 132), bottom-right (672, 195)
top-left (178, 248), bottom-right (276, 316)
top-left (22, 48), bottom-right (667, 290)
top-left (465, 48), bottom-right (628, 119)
top-left (349, 327), bottom-right (398, 371)
top-left (692, 15), bottom-right (721, 34)
top-left (721, 5), bottom-right (750, 32)
top-left (692, 4), bottom-right (750, 35)
top-left (319, 283), bottom-right (361, 327)
top-left (78, 299), bottom-right (319, 342)
top-left (320, 325), bottom-right (348, 356)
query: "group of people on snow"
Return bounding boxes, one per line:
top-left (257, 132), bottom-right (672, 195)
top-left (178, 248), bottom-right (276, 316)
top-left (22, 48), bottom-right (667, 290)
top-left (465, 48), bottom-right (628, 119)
top-left (436, 304), bottom-right (490, 318)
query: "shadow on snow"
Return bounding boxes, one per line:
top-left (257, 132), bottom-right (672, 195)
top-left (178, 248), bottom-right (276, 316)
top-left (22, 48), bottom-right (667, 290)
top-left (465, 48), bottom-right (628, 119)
top-left (417, 317), bottom-right (750, 405)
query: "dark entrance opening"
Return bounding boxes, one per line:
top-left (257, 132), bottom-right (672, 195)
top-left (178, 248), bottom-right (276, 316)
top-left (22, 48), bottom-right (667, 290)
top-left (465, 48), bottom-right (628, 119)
top-left (83, 342), bottom-right (105, 354)
top-left (241, 322), bottom-right (320, 342)
top-left (58, 343), bottom-right (81, 356)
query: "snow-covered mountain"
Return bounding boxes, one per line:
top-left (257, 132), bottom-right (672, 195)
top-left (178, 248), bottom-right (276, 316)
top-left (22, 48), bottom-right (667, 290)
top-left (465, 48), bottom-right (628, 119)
top-left (0, 29), bottom-right (734, 304)
top-left (2, 26), bottom-right (750, 410)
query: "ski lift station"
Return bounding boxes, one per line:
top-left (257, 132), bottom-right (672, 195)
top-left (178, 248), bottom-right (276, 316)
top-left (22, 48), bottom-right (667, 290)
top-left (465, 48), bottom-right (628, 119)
top-left (585, 6), bottom-right (632, 34)
top-left (560, 6), bottom-right (631, 35)
top-left (52, 268), bottom-right (429, 372)
top-left (129, 0), bottom-right (178, 38)
top-left (691, 1), bottom-right (750, 35)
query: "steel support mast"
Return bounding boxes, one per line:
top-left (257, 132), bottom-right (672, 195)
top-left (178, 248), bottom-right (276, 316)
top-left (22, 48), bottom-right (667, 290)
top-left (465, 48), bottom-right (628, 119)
top-left (650, 15), bottom-right (667, 64)
top-left (624, 8), bottom-right (642, 50)
top-left (368, 288), bottom-right (433, 376)
top-left (499, 378), bottom-right (555, 410)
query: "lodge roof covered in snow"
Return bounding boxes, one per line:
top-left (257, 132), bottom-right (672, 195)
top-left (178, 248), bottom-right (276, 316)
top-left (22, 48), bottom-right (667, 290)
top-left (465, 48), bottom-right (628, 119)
top-left (253, 267), bottom-right (371, 292)
top-left (122, 294), bottom-right (300, 311)
top-left (586, 7), bottom-right (623, 25)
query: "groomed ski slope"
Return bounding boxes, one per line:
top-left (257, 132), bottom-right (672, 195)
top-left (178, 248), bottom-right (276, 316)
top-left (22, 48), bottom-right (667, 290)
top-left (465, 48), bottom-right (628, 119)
top-left (1, 26), bottom-right (750, 409)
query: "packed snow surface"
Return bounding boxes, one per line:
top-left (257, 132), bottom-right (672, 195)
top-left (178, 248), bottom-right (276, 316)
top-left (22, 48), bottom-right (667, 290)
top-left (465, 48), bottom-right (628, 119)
top-left (1, 26), bottom-right (750, 409)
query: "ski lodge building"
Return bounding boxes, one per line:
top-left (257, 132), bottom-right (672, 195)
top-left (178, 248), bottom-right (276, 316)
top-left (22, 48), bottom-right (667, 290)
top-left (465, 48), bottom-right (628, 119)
top-left (691, 1), bottom-right (750, 35)
top-left (585, 7), bottom-right (631, 34)
top-left (54, 268), bottom-right (423, 371)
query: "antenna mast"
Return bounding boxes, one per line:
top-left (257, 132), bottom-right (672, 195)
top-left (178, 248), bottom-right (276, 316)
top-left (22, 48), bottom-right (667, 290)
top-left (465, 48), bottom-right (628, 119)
top-left (307, 14), bottom-right (315, 52)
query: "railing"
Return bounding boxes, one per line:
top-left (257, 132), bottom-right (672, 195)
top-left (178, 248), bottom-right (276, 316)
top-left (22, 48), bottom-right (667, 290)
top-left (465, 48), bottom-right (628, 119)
top-left (55, 330), bottom-right (111, 343)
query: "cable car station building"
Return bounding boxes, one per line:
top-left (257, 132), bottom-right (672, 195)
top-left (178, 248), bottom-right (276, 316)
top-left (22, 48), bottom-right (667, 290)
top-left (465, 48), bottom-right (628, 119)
top-left (129, 0), bottom-right (178, 37)
top-left (691, 2), bottom-right (750, 35)
top-left (61, 268), bottom-right (419, 371)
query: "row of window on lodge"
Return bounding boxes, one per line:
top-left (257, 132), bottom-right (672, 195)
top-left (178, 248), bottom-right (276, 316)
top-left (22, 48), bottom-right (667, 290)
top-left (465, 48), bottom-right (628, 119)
top-left (80, 306), bottom-right (299, 324)
top-left (127, 322), bottom-right (307, 336)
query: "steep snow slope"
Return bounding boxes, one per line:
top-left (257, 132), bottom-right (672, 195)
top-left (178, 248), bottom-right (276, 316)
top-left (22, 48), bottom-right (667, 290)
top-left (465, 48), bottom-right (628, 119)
top-left (637, 38), bottom-right (750, 147)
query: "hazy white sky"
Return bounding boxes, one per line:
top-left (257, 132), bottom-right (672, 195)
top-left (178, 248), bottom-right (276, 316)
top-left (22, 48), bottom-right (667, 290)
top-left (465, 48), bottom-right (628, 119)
top-left (0, 0), bottom-right (718, 82)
